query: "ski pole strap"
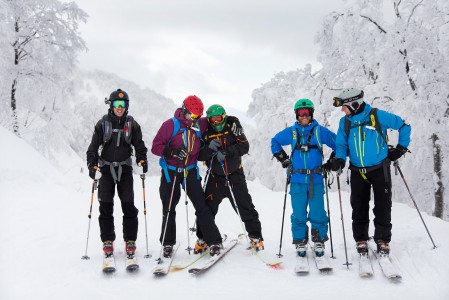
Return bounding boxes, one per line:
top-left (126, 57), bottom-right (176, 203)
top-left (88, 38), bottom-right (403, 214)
top-left (291, 167), bottom-right (322, 199)
top-left (99, 157), bottom-right (132, 183)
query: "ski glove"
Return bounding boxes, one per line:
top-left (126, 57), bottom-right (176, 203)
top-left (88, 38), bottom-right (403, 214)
top-left (216, 150), bottom-right (226, 163)
top-left (208, 139), bottom-right (221, 152)
top-left (388, 144), bottom-right (408, 161)
top-left (138, 160), bottom-right (148, 173)
top-left (330, 158), bottom-right (345, 172)
top-left (273, 150), bottom-right (290, 168)
top-left (164, 147), bottom-right (188, 160)
top-left (88, 164), bottom-right (102, 180)
top-left (323, 151), bottom-right (336, 172)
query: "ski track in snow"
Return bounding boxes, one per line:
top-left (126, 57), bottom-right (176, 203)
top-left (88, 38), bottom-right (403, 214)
top-left (0, 127), bottom-right (448, 300)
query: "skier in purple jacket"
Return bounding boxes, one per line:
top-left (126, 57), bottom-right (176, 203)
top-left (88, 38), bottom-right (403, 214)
top-left (151, 95), bottom-right (223, 257)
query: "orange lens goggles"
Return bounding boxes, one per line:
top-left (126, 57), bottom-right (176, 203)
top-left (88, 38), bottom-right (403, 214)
top-left (189, 112), bottom-right (200, 120)
top-left (208, 115), bottom-right (223, 124)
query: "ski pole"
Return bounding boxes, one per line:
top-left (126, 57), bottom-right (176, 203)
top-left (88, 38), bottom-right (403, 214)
top-left (82, 179), bottom-right (98, 260)
top-left (277, 165), bottom-right (291, 258)
top-left (394, 161), bottom-right (437, 249)
top-left (219, 161), bottom-right (251, 247)
top-left (158, 161), bottom-right (181, 263)
top-left (323, 169), bottom-right (335, 259)
top-left (184, 170), bottom-right (193, 254)
top-left (190, 159), bottom-right (214, 235)
top-left (140, 172), bottom-right (151, 258)
top-left (337, 172), bottom-right (351, 268)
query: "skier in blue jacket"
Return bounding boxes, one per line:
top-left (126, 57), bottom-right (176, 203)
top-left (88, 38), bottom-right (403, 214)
top-left (271, 99), bottom-right (336, 257)
top-left (327, 88), bottom-right (411, 257)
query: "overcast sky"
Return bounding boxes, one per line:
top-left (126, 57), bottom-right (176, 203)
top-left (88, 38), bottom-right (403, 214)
top-left (75, 0), bottom-right (344, 111)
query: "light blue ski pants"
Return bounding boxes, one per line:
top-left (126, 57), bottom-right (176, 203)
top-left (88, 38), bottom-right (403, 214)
top-left (289, 182), bottom-right (329, 242)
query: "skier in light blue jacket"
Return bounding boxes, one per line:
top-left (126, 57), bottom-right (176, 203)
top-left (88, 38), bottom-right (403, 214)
top-left (327, 88), bottom-right (411, 257)
top-left (271, 99), bottom-right (336, 257)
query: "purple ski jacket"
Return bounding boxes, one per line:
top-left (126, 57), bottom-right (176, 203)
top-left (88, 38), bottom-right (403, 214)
top-left (151, 108), bottom-right (208, 167)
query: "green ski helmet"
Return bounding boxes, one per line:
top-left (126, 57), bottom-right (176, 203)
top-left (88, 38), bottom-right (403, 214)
top-left (206, 104), bottom-right (227, 132)
top-left (294, 98), bottom-right (314, 118)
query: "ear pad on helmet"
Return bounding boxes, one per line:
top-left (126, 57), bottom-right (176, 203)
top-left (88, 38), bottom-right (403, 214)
top-left (351, 102), bottom-right (360, 110)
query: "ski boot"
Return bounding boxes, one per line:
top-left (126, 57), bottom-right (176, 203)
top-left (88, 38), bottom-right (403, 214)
top-left (295, 242), bottom-right (307, 257)
top-left (125, 240), bottom-right (136, 258)
top-left (103, 240), bottom-right (114, 257)
top-left (356, 241), bottom-right (368, 257)
top-left (314, 242), bottom-right (325, 257)
top-left (249, 237), bottom-right (264, 252)
top-left (377, 241), bottom-right (390, 256)
top-left (194, 239), bottom-right (207, 254)
top-left (209, 243), bottom-right (222, 257)
top-left (163, 245), bottom-right (173, 258)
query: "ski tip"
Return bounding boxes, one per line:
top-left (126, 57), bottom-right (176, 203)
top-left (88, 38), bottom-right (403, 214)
top-left (126, 265), bottom-right (139, 272)
top-left (268, 262), bottom-right (283, 270)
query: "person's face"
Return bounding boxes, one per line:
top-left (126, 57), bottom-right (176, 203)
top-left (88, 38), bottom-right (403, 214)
top-left (341, 105), bottom-right (351, 116)
top-left (296, 108), bottom-right (312, 126)
top-left (112, 100), bottom-right (126, 117)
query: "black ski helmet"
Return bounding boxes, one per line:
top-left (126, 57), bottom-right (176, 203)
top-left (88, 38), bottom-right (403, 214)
top-left (108, 89), bottom-right (129, 109)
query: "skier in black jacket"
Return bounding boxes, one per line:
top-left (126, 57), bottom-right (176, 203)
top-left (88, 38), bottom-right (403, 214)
top-left (86, 89), bottom-right (148, 259)
top-left (195, 104), bottom-right (264, 253)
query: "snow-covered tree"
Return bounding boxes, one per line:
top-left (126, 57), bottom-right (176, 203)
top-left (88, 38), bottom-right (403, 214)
top-left (2, 0), bottom-right (87, 135)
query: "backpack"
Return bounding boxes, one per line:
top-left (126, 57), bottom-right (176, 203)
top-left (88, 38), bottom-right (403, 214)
top-left (101, 114), bottom-right (133, 146)
top-left (344, 108), bottom-right (387, 145)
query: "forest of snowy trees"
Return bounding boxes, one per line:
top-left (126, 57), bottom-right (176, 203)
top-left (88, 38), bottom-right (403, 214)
top-left (1, 0), bottom-right (448, 220)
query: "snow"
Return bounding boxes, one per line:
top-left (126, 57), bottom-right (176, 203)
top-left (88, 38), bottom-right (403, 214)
top-left (1, 127), bottom-right (448, 300)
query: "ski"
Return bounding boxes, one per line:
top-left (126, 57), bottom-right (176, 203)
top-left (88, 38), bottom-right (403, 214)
top-left (238, 234), bottom-right (282, 269)
top-left (172, 235), bottom-right (228, 270)
top-left (125, 253), bottom-right (139, 272)
top-left (102, 254), bottom-right (116, 273)
top-left (294, 253), bottom-right (309, 274)
top-left (368, 239), bottom-right (402, 279)
top-left (188, 238), bottom-right (238, 275)
top-left (358, 253), bottom-right (374, 277)
top-left (153, 242), bottom-right (180, 276)
top-left (310, 243), bottom-right (332, 273)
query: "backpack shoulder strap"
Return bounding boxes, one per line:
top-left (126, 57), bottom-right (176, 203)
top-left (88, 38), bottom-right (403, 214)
top-left (291, 127), bottom-right (298, 151)
top-left (101, 114), bottom-right (112, 145)
top-left (123, 115), bottom-right (133, 144)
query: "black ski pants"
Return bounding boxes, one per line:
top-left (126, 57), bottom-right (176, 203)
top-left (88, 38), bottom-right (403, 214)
top-left (350, 166), bottom-right (392, 243)
top-left (197, 168), bottom-right (263, 240)
top-left (97, 171), bottom-right (138, 242)
top-left (159, 167), bottom-right (222, 246)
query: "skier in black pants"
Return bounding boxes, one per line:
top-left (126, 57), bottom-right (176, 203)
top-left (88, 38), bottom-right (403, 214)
top-left (86, 89), bottom-right (148, 259)
top-left (195, 104), bottom-right (264, 254)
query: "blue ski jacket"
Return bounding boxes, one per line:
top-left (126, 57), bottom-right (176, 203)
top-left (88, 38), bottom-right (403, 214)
top-left (271, 120), bottom-right (336, 184)
top-left (335, 103), bottom-right (411, 167)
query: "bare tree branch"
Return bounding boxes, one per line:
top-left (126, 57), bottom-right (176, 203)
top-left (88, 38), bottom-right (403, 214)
top-left (360, 15), bottom-right (387, 34)
top-left (407, 0), bottom-right (425, 27)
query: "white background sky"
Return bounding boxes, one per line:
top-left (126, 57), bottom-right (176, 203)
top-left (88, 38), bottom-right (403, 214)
top-left (75, 0), bottom-right (344, 111)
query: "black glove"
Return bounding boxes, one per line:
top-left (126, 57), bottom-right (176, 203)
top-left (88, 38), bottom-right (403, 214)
top-left (388, 144), bottom-right (408, 161)
top-left (216, 150), bottom-right (226, 162)
top-left (323, 151), bottom-right (336, 171)
top-left (164, 147), bottom-right (188, 160)
top-left (330, 158), bottom-right (345, 172)
top-left (88, 163), bottom-right (100, 180)
top-left (138, 160), bottom-right (148, 173)
top-left (273, 150), bottom-right (290, 168)
top-left (208, 139), bottom-right (221, 152)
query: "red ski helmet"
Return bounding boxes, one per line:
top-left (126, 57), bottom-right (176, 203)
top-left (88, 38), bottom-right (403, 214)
top-left (182, 95), bottom-right (204, 118)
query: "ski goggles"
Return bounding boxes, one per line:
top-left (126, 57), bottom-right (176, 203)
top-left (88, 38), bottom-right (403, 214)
top-left (187, 112), bottom-right (201, 120)
top-left (112, 100), bottom-right (126, 109)
top-left (333, 90), bottom-right (364, 107)
top-left (296, 108), bottom-right (311, 117)
top-left (208, 115), bottom-right (224, 124)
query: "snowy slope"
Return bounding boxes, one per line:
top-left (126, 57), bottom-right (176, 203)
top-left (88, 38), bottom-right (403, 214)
top-left (0, 126), bottom-right (448, 300)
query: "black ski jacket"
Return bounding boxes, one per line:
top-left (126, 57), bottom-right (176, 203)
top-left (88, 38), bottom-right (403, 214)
top-left (86, 110), bottom-right (147, 174)
top-left (198, 116), bottom-right (249, 176)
